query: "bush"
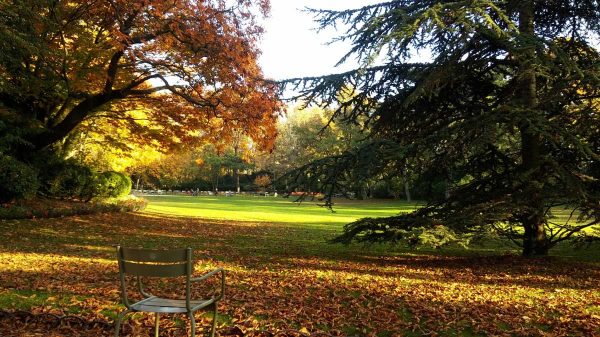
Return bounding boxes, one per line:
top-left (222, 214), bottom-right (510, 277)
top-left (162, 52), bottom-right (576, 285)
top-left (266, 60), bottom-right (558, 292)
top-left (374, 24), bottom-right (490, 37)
top-left (178, 178), bottom-right (212, 191)
top-left (95, 171), bottom-right (132, 198)
top-left (38, 159), bottom-right (94, 199)
top-left (0, 196), bottom-right (147, 220)
top-left (372, 181), bottom-right (394, 199)
top-left (38, 160), bottom-right (132, 200)
top-left (0, 155), bottom-right (39, 203)
top-left (411, 172), bottom-right (448, 202)
top-left (254, 175), bottom-right (272, 192)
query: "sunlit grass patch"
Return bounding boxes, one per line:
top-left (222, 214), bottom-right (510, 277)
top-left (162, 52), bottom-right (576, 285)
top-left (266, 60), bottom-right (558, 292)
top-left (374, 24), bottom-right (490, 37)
top-left (143, 195), bottom-right (416, 227)
top-left (0, 289), bottom-right (91, 315)
top-left (0, 290), bottom-right (53, 310)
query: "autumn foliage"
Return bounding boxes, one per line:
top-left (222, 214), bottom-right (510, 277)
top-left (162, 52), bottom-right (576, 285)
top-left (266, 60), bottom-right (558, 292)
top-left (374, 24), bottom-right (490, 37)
top-left (0, 0), bottom-right (281, 152)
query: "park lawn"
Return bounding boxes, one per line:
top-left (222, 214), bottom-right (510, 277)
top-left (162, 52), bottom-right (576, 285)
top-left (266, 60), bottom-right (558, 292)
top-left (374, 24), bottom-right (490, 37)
top-left (143, 195), bottom-right (418, 225)
top-left (0, 195), bottom-right (599, 336)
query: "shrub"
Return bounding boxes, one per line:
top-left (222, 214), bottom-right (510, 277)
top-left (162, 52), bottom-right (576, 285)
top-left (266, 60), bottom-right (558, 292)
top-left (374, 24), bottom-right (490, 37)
top-left (0, 155), bottom-right (39, 203)
top-left (0, 196), bottom-right (147, 220)
top-left (39, 160), bottom-right (96, 200)
top-left (95, 171), bottom-right (132, 198)
top-left (372, 181), bottom-right (394, 199)
top-left (38, 159), bottom-right (132, 200)
top-left (108, 195), bottom-right (147, 212)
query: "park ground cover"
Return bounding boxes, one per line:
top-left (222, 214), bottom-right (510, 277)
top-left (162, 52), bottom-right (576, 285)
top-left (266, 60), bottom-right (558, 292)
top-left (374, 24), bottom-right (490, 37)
top-left (0, 195), bottom-right (599, 336)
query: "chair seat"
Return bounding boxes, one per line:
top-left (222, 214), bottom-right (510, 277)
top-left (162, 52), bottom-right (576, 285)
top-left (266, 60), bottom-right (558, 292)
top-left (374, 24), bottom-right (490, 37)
top-left (131, 297), bottom-right (213, 313)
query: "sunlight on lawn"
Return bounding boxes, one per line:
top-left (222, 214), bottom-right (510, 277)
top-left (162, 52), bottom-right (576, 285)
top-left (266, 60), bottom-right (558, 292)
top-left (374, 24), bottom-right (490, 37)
top-left (143, 195), bottom-right (417, 226)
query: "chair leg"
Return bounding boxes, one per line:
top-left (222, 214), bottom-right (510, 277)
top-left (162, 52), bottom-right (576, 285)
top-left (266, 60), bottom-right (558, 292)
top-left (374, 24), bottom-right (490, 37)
top-left (114, 309), bottom-right (131, 337)
top-left (155, 312), bottom-right (160, 337)
top-left (210, 303), bottom-right (218, 337)
top-left (188, 312), bottom-right (196, 337)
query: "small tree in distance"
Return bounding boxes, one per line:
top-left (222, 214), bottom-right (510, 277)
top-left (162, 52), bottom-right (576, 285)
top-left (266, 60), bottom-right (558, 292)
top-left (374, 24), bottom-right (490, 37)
top-left (254, 175), bottom-right (272, 193)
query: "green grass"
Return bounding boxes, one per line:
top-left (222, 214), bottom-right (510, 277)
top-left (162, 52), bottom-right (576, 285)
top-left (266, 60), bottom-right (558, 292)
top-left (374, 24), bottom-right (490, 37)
top-left (144, 195), bottom-right (418, 227)
top-left (0, 290), bottom-right (52, 310)
top-left (0, 289), bottom-right (89, 314)
top-left (142, 195), bottom-right (599, 260)
top-left (143, 195), bottom-right (441, 258)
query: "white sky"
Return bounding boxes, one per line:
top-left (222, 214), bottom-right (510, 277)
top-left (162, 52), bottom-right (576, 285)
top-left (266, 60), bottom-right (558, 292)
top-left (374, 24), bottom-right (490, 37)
top-left (258, 0), bottom-right (382, 81)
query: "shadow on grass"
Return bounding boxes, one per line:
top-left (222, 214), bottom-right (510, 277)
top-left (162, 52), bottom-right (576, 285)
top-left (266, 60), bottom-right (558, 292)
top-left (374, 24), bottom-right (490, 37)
top-left (1, 213), bottom-right (599, 290)
top-left (1, 211), bottom-right (600, 336)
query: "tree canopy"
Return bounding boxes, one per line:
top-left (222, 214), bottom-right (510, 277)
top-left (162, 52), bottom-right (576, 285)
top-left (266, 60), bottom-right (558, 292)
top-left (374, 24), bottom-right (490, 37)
top-left (262, 105), bottom-right (364, 178)
top-left (284, 1), bottom-right (600, 256)
top-left (0, 0), bottom-right (280, 155)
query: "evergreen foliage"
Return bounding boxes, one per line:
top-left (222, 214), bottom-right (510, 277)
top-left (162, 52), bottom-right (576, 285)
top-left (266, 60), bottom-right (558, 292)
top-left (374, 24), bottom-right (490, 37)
top-left (36, 158), bottom-right (132, 201)
top-left (0, 155), bottom-right (39, 203)
top-left (284, 1), bottom-right (600, 255)
top-left (39, 159), bottom-right (96, 199)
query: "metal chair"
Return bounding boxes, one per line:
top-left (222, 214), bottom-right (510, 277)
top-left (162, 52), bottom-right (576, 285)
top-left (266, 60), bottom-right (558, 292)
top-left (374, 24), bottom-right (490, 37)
top-left (114, 246), bottom-right (225, 337)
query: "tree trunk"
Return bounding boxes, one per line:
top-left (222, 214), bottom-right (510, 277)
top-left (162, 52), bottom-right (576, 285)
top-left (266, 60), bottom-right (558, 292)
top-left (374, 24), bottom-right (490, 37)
top-left (212, 166), bottom-right (220, 193)
top-left (233, 142), bottom-right (240, 193)
top-left (523, 218), bottom-right (548, 256)
top-left (518, 1), bottom-right (547, 256)
top-left (355, 183), bottom-right (367, 200)
top-left (32, 92), bottom-right (116, 150)
top-left (399, 166), bottom-right (412, 202)
top-left (404, 179), bottom-right (412, 203)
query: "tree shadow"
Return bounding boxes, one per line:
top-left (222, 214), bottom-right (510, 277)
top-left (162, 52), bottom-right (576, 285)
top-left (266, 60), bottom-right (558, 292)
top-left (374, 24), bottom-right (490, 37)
top-left (1, 212), bottom-right (599, 292)
top-left (1, 212), bottom-right (599, 336)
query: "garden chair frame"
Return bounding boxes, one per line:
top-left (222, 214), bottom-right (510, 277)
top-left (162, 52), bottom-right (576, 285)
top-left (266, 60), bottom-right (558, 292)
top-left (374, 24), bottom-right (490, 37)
top-left (114, 246), bottom-right (225, 337)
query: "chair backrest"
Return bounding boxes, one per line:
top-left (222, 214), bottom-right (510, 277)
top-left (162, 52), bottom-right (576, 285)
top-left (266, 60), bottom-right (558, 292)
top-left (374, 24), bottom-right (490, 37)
top-left (116, 246), bottom-right (194, 309)
top-left (117, 246), bottom-right (192, 278)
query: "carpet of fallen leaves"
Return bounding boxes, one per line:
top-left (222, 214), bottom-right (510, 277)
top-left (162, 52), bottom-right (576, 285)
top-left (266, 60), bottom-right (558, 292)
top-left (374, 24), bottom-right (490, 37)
top-left (0, 212), bottom-right (599, 337)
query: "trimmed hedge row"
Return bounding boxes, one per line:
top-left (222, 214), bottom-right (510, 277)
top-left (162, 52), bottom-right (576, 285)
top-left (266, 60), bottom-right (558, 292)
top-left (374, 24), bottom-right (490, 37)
top-left (0, 156), bottom-right (132, 203)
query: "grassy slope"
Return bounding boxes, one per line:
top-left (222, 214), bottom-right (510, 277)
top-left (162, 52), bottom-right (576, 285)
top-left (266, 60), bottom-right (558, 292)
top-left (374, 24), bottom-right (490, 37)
top-left (0, 195), bottom-right (599, 337)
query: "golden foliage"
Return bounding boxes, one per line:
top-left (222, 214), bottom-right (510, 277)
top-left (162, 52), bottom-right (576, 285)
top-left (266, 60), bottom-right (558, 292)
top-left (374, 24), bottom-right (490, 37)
top-left (2, 0), bottom-right (282, 151)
